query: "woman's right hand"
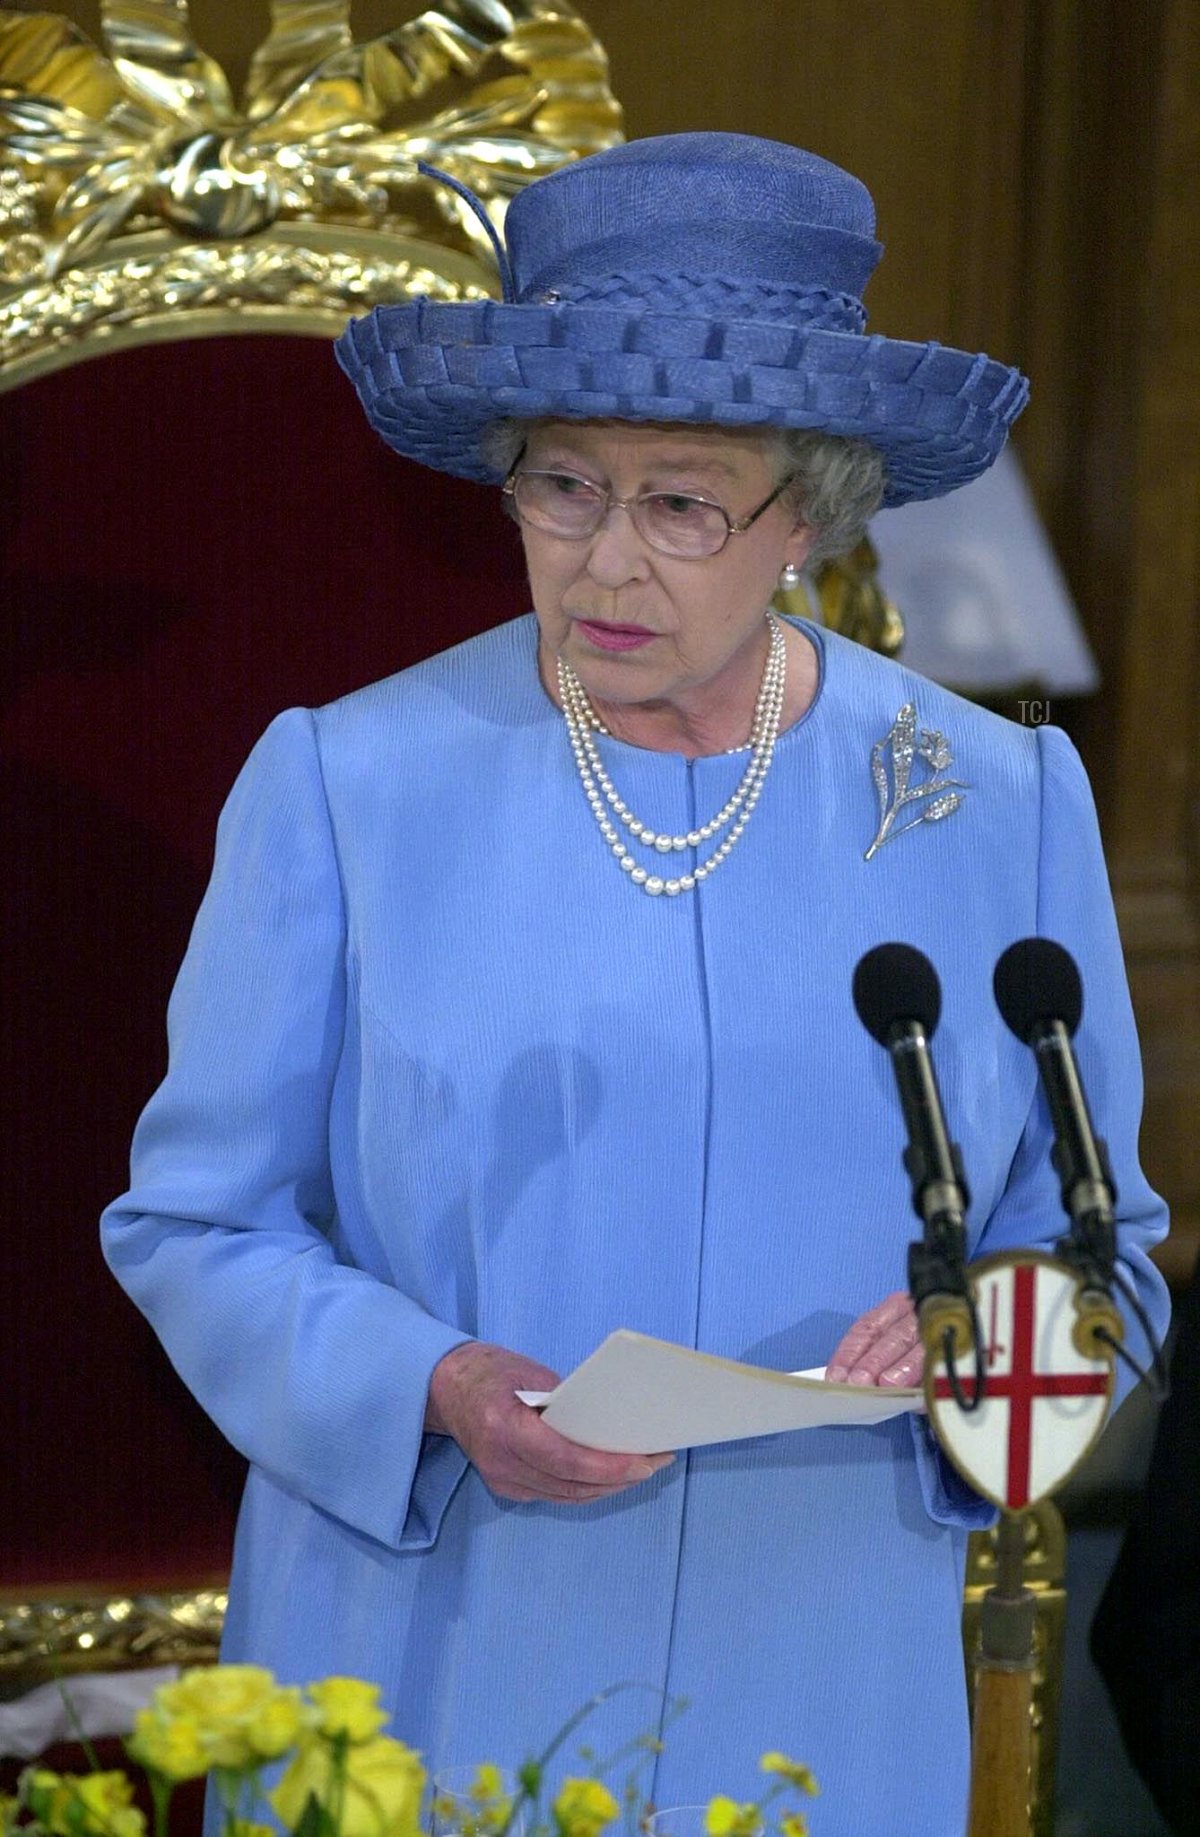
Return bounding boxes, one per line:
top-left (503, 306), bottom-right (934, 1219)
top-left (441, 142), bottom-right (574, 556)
top-left (426, 1340), bottom-right (674, 1504)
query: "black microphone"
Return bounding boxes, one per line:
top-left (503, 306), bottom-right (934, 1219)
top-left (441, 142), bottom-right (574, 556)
top-left (853, 943), bottom-right (971, 1306)
top-left (993, 937), bottom-right (1117, 1283)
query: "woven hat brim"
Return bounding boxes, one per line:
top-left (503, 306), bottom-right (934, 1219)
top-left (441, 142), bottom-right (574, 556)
top-left (336, 298), bottom-right (1029, 507)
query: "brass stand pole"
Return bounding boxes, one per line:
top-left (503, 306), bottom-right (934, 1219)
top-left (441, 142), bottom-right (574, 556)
top-left (967, 1512), bottom-right (1035, 1837)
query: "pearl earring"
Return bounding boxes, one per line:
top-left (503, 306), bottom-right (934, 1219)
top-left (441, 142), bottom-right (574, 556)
top-left (779, 562), bottom-right (802, 591)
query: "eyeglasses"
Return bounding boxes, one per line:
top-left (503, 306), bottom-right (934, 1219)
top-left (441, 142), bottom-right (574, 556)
top-left (501, 468), bottom-right (795, 559)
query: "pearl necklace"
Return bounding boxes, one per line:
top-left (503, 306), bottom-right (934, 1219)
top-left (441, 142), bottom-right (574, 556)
top-left (557, 613), bottom-right (787, 896)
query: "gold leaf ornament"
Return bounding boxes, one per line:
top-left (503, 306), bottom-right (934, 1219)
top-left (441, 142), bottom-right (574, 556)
top-left (0, 0), bottom-right (622, 387)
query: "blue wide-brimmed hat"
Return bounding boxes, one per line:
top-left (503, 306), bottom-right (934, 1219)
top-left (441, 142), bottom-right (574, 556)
top-left (336, 133), bottom-right (1028, 507)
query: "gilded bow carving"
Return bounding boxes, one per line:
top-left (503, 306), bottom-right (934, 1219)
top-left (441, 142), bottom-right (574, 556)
top-left (0, 2), bottom-right (622, 385)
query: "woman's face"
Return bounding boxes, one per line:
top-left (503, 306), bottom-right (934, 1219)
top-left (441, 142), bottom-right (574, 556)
top-left (516, 420), bottom-right (814, 717)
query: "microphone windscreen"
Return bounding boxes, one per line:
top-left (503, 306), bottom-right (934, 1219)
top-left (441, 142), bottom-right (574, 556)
top-left (993, 937), bottom-right (1083, 1040)
top-left (853, 943), bottom-right (942, 1044)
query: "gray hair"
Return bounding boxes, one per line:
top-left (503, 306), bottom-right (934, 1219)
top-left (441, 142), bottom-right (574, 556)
top-left (480, 418), bottom-right (885, 567)
top-left (480, 418), bottom-right (532, 479)
top-left (771, 427), bottom-right (885, 567)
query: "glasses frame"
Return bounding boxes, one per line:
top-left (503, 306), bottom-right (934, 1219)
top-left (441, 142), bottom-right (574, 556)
top-left (501, 465), bottom-right (795, 558)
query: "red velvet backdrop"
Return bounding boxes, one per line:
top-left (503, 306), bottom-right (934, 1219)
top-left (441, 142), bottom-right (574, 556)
top-left (1, 334), bottom-right (531, 1590)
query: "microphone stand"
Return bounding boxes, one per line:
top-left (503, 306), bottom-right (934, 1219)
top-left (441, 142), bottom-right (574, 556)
top-left (909, 1249), bottom-right (1040, 1837)
top-left (965, 1512), bottom-right (1037, 1837)
top-left (890, 1020), bottom-right (1039, 1835)
top-left (854, 941), bottom-right (1131, 1837)
top-left (960, 946), bottom-right (1135, 1837)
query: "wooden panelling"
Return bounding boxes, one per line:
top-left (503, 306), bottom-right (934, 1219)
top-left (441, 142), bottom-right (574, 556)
top-left (583, 0), bottom-right (1030, 354)
top-left (1001, 0), bottom-right (1200, 1269)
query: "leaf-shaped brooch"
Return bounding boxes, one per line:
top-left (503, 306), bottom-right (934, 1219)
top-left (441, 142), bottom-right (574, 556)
top-left (865, 704), bottom-right (967, 860)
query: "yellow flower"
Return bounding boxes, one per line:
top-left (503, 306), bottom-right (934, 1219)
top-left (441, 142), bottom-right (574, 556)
top-left (758, 1758), bottom-right (818, 1798)
top-left (73, 1777), bottom-right (145, 1837)
top-left (271, 1734), bottom-right (425, 1837)
top-left (778, 1818), bottom-right (809, 1837)
top-left (25, 1771), bottom-right (145, 1837)
top-left (307, 1679), bottom-right (389, 1745)
top-left (128, 1708), bottom-right (209, 1782)
top-left (551, 1778), bottom-right (620, 1837)
top-left (703, 1798), bottom-right (761, 1837)
top-left (140, 1666), bottom-right (306, 1771)
top-left (245, 1692), bottom-right (307, 1761)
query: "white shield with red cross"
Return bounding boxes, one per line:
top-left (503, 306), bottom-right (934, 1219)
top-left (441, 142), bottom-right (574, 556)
top-left (925, 1251), bottom-right (1116, 1511)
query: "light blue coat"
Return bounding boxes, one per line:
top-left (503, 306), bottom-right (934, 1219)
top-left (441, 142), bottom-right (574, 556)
top-left (102, 616), bottom-right (1168, 1837)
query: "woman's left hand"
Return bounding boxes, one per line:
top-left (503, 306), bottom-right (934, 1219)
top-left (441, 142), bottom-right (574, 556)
top-left (825, 1290), bottom-right (924, 1387)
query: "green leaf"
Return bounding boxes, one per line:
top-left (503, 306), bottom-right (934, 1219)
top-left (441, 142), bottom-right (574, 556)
top-left (293, 1790), bottom-right (338, 1837)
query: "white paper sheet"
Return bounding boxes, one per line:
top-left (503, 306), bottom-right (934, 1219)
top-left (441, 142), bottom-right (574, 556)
top-left (516, 1329), bottom-right (922, 1453)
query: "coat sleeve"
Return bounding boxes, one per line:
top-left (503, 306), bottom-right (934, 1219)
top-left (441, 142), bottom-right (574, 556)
top-left (911, 720), bottom-right (1172, 1528)
top-left (100, 707), bottom-right (472, 1553)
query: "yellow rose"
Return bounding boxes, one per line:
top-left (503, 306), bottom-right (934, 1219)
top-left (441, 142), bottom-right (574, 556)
top-left (128, 1708), bottom-right (210, 1782)
top-left (74, 1774), bottom-right (145, 1837)
top-left (245, 1692), bottom-right (307, 1761)
top-left (145, 1665), bottom-right (306, 1771)
top-left (307, 1679), bottom-right (389, 1745)
top-left (26, 1771), bottom-right (145, 1837)
top-left (272, 1734), bottom-right (425, 1837)
top-left (703, 1798), bottom-right (761, 1837)
top-left (550, 1778), bottom-right (620, 1837)
top-left (757, 1757), bottom-right (818, 1798)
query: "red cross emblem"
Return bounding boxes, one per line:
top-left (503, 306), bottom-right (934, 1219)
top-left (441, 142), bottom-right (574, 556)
top-left (926, 1253), bottom-right (1114, 1510)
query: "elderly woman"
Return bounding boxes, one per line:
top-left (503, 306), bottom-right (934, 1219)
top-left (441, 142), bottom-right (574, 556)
top-left (101, 135), bottom-right (1168, 1836)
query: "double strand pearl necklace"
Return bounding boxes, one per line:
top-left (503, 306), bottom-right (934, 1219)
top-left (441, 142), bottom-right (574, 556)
top-left (557, 612), bottom-right (787, 897)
